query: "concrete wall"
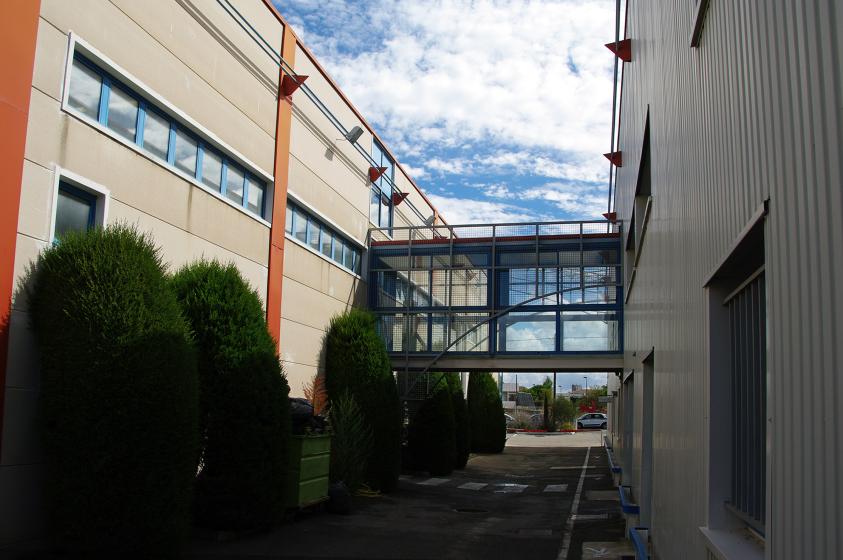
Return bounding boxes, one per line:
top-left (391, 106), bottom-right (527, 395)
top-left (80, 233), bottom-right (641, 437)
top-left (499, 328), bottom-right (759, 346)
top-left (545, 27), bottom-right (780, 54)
top-left (609, 1), bottom-right (843, 558)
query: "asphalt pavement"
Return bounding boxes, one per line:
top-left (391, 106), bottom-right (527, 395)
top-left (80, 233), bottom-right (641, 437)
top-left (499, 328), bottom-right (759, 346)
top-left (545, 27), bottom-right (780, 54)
top-left (187, 431), bottom-right (627, 560)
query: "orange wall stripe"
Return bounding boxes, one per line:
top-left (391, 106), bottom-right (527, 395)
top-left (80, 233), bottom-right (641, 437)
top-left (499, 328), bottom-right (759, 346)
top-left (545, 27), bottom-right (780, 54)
top-left (265, 23), bottom-right (297, 351)
top-left (0, 0), bottom-right (41, 454)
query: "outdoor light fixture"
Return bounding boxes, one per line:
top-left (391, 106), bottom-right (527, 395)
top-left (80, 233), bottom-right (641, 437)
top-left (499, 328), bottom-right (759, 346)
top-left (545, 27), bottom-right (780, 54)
top-left (343, 126), bottom-right (364, 143)
top-left (423, 214), bottom-right (436, 226)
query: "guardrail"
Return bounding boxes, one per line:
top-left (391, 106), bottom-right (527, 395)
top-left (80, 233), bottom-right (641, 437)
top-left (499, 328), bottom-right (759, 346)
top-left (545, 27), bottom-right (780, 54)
top-left (369, 219), bottom-right (618, 245)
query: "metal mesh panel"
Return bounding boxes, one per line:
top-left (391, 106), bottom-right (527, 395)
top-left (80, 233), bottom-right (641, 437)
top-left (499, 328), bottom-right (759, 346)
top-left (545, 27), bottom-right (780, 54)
top-left (376, 314), bottom-right (406, 352)
top-left (450, 269), bottom-right (488, 307)
top-left (430, 270), bottom-right (450, 307)
top-left (410, 270), bottom-right (431, 307)
top-left (408, 314), bottom-right (428, 352)
top-left (449, 313), bottom-right (490, 352)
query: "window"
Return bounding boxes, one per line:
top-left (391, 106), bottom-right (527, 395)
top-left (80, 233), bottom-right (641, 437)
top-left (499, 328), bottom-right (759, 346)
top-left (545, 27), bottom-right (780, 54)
top-left (225, 164), bottom-right (245, 205)
top-left (625, 116), bottom-right (651, 295)
top-left (370, 140), bottom-right (395, 230)
top-left (142, 109), bottom-right (170, 160)
top-left (106, 84), bottom-right (138, 142)
top-left (54, 182), bottom-right (96, 241)
top-left (67, 58), bottom-right (101, 119)
top-left (64, 51), bottom-right (269, 219)
top-left (201, 148), bottom-right (223, 192)
top-left (706, 209), bottom-right (767, 536)
top-left (173, 128), bottom-right (198, 176)
top-left (286, 200), bottom-right (361, 274)
top-left (51, 173), bottom-right (109, 243)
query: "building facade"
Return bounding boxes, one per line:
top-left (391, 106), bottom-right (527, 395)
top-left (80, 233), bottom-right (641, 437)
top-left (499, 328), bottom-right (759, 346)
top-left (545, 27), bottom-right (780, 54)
top-left (0, 0), bottom-right (440, 543)
top-left (607, 1), bottom-right (843, 559)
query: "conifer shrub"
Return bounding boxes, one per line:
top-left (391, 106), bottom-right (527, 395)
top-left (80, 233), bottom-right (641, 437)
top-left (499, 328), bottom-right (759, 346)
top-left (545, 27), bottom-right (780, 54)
top-left (329, 392), bottom-right (373, 492)
top-left (446, 373), bottom-right (471, 469)
top-left (467, 371), bottom-right (506, 453)
top-left (170, 261), bottom-right (290, 530)
top-left (407, 378), bottom-right (456, 476)
top-left (324, 310), bottom-right (401, 492)
top-left (27, 225), bottom-right (198, 555)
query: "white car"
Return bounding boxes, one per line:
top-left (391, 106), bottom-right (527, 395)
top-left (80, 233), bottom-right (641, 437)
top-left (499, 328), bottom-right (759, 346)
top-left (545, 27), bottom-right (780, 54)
top-left (577, 413), bottom-right (607, 429)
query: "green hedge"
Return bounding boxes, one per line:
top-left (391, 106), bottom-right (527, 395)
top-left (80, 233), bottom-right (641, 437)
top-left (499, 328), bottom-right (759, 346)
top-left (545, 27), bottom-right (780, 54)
top-left (467, 372), bottom-right (506, 453)
top-left (27, 225), bottom-right (198, 555)
top-left (324, 310), bottom-right (400, 492)
top-left (407, 379), bottom-right (455, 476)
top-left (170, 261), bottom-right (290, 530)
top-left (446, 374), bottom-right (470, 469)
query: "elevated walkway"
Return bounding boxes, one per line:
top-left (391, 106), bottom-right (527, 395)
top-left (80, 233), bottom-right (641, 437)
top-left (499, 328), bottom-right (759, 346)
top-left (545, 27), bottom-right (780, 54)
top-left (367, 220), bottom-right (623, 398)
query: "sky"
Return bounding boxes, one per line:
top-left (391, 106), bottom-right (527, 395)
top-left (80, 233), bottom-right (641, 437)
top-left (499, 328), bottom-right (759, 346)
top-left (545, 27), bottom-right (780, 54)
top-left (275, 0), bottom-right (617, 225)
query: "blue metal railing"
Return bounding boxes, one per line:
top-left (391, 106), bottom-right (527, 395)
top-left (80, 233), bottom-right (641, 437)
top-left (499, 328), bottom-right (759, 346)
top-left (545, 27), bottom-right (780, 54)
top-left (619, 485), bottom-right (639, 515)
top-left (629, 527), bottom-right (649, 559)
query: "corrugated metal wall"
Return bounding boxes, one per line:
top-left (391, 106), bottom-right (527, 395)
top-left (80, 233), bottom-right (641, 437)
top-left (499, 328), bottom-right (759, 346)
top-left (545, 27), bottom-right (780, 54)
top-left (614, 1), bottom-right (843, 558)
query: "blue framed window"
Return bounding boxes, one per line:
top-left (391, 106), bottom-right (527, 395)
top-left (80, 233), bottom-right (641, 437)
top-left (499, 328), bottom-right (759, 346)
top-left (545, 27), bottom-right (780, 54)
top-left (66, 53), bottom-right (268, 219)
top-left (370, 140), bottom-right (394, 230)
top-left (54, 182), bottom-right (97, 242)
top-left (287, 201), bottom-right (361, 274)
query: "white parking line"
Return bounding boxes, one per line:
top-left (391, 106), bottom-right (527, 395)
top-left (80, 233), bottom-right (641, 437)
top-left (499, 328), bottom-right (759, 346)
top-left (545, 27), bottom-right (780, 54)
top-left (556, 446), bottom-right (591, 560)
top-left (543, 484), bottom-right (568, 493)
top-left (458, 482), bottom-right (488, 491)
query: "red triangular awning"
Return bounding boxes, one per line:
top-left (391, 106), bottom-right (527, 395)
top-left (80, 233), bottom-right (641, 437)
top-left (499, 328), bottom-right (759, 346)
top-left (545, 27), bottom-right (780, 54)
top-left (280, 73), bottom-right (308, 100)
top-left (603, 151), bottom-right (623, 167)
top-left (368, 166), bottom-right (388, 182)
top-left (605, 39), bottom-right (631, 62)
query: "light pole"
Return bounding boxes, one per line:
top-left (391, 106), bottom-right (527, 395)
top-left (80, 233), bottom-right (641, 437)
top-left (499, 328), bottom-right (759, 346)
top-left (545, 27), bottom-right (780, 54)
top-left (584, 376), bottom-right (588, 397)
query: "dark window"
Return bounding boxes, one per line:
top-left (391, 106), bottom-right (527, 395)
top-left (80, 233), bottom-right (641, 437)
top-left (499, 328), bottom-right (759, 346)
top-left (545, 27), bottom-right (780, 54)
top-left (54, 182), bottom-right (97, 241)
top-left (725, 269), bottom-right (766, 532)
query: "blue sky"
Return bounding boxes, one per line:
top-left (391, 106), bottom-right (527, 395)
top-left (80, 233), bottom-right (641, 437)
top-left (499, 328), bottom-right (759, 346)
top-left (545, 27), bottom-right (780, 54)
top-left (275, 0), bottom-right (617, 225)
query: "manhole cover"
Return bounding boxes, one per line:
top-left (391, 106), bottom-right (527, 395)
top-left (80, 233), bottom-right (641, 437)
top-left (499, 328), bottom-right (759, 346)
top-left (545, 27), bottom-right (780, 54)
top-left (454, 507), bottom-right (488, 514)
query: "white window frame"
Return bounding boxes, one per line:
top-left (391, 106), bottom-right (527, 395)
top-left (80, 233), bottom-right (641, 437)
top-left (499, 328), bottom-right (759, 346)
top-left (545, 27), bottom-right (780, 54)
top-left (50, 166), bottom-right (111, 241)
top-left (60, 32), bottom-right (274, 227)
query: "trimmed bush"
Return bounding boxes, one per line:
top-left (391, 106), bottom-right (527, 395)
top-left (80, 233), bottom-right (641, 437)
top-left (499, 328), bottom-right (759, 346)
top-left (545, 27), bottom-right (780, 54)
top-left (446, 374), bottom-right (470, 469)
top-left (324, 310), bottom-right (401, 492)
top-left (329, 392), bottom-right (373, 492)
top-left (467, 372), bottom-right (506, 453)
top-left (27, 225), bottom-right (198, 555)
top-left (170, 261), bottom-right (291, 530)
top-left (407, 375), bottom-right (456, 475)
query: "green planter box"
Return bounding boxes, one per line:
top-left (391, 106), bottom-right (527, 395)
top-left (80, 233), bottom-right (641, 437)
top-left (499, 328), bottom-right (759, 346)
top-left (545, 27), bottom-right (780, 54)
top-left (285, 434), bottom-right (331, 509)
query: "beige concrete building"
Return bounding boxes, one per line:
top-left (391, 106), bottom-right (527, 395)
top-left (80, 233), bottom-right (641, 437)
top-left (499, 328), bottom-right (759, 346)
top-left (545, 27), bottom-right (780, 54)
top-left (0, 0), bottom-right (439, 543)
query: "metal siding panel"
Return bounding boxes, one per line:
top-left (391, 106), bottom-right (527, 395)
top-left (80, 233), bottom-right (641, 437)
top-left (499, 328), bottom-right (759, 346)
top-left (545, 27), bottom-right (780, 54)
top-left (615, 1), bottom-right (843, 557)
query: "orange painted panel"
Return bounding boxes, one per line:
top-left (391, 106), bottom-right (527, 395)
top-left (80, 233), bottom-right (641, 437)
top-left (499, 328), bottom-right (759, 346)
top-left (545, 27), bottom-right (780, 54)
top-left (0, 0), bottom-right (41, 454)
top-left (265, 24), bottom-right (297, 350)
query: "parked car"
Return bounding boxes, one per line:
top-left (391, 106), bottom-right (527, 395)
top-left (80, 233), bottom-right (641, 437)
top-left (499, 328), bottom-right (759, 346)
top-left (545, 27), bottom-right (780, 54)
top-left (505, 413), bottom-right (515, 428)
top-left (576, 413), bottom-right (608, 429)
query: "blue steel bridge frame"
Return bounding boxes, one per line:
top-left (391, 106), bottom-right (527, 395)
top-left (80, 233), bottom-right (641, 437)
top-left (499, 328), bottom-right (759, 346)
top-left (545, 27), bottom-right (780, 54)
top-left (367, 220), bottom-right (624, 372)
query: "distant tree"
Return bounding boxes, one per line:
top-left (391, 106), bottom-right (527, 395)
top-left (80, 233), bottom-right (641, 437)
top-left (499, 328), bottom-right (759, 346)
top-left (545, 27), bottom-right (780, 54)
top-left (578, 385), bottom-right (609, 413)
top-left (527, 378), bottom-right (553, 405)
top-left (552, 396), bottom-right (577, 425)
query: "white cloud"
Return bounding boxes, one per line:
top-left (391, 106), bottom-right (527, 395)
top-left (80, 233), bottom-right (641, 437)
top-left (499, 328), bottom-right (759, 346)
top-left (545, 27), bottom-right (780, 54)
top-left (283, 0), bottom-right (615, 158)
top-left (427, 194), bottom-right (546, 225)
top-left (521, 182), bottom-right (609, 219)
top-left (400, 163), bottom-right (427, 179)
